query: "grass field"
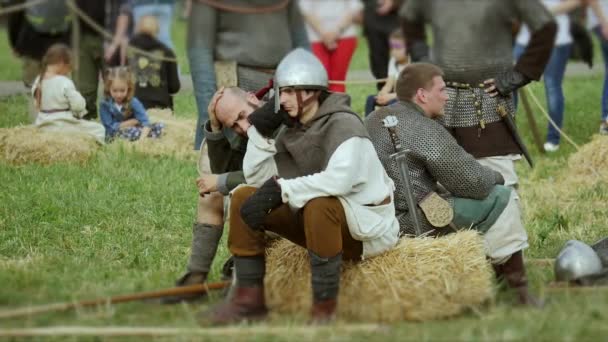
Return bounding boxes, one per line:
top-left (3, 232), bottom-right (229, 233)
top-left (1, 21), bottom-right (608, 341)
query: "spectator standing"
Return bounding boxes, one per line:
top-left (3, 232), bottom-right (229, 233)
top-left (73, 0), bottom-right (132, 120)
top-left (4, 0), bottom-right (71, 122)
top-left (187, 0), bottom-right (309, 149)
top-left (129, 15), bottom-right (180, 110)
top-left (4, 0), bottom-right (70, 88)
top-left (514, 0), bottom-right (583, 152)
top-left (299, 0), bottom-right (362, 93)
top-left (361, 0), bottom-right (401, 90)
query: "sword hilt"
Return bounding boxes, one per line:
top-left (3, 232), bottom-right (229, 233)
top-left (382, 115), bottom-right (403, 152)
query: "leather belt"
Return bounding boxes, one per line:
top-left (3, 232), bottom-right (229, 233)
top-left (365, 196), bottom-right (391, 207)
top-left (41, 108), bottom-right (70, 113)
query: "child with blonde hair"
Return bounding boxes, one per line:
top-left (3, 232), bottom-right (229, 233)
top-left (99, 66), bottom-right (163, 141)
top-left (128, 15), bottom-right (180, 110)
top-left (32, 43), bottom-right (105, 144)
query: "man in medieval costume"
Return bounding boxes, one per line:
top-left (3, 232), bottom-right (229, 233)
top-left (397, 0), bottom-right (557, 305)
top-left (203, 48), bottom-right (400, 324)
top-left (399, 0), bottom-right (556, 183)
top-left (167, 0), bottom-right (309, 301)
top-left (163, 86), bottom-right (275, 303)
top-left (366, 62), bottom-right (542, 306)
top-left (189, 0), bottom-right (309, 149)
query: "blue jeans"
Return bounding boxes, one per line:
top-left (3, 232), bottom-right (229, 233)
top-left (133, 4), bottom-right (175, 50)
top-left (514, 43), bottom-right (571, 145)
top-left (365, 95), bottom-right (398, 116)
top-left (594, 27), bottom-right (608, 122)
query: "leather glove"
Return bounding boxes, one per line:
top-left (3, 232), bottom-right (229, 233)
top-left (240, 177), bottom-right (283, 230)
top-left (493, 70), bottom-right (531, 96)
top-left (493, 171), bottom-right (505, 185)
top-left (409, 41), bottom-right (430, 62)
top-left (247, 97), bottom-right (286, 137)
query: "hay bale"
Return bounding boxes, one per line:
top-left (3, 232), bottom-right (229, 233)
top-left (567, 135), bottom-right (608, 181)
top-left (0, 126), bottom-right (98, 165)
top-left (265, 230), bottom-right (493, 322)
top-left (109, 108), bottom-right (197, 161)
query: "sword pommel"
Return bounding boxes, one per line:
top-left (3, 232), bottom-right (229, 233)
top-left (382, 115), bottom-right (399, 128)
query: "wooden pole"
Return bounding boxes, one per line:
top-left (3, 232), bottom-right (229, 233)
top-left (69, 0), bottom-right (80, 73)
top-left (0, 281), bottom-right (230, 320)
top-left (0, 324), bottom-right (385, 338)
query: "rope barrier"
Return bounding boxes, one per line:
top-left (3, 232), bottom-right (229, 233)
top-left (524, 87), bottom-right (581, 150)
top-left (65, 0), bottom-right (178, 64)
top-left (0, 0), bottom-right (47, 17)
top-left (329, 77), bottom-right (388, 85)
top-left (524, 86), bottom-right (604, 179)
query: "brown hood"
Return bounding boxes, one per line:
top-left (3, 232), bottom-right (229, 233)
top-left (303, 92), bottom-right (356, 127)
top-left (274, 92), bottom-right (369, 179)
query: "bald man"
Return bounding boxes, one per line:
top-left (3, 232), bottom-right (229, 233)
top-left (163, 87), bottom-right (271, 303)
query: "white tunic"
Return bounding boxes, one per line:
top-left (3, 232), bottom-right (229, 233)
top-left (515, 0), bottom-right (572, 46)
top-left (298, 0), bottom-right (363, 42)
top-left (32, 75), bottom-right (105, 144)
top-left (588, 0), bottom-right (608, 29)
top-left (243, 126), bottom-right (400, 258)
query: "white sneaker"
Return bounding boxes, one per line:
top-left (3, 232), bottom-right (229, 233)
top-left (600, 121), bottom-right (608, 135)
top-left (543, 142), bottom-right (559, 152)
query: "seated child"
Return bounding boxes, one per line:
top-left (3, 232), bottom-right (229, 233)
top-left (99, 66), bottom-right (163, 142)
top-left (128, 15), bottom-right (180, 110)
top-left (32, 43), bottom-right (105, 144)
top-left (365, 29), bottom-right (409, 116)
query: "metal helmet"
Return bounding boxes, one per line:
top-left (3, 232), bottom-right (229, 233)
top-left (273, 48), bottom-right (328, 112)
top-left (275, 48), bottom-right (328, 90)
top-left (554, 240), bottom-right (603, 282)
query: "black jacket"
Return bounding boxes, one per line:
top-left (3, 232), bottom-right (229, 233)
top-left (6, 5), bottom-right (69, 60)
top-left (128, 33), bottom-right (180, 110)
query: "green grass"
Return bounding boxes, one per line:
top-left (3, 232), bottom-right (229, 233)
top-left (1, 17), bottom-right (608, 341)
top-left (0, 28), bottom-right (23, 81)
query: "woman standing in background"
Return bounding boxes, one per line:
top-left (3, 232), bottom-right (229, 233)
top-left (513, 0), bottom-right (583, 152)
top-left (299, 0), bottom-right (363, 93)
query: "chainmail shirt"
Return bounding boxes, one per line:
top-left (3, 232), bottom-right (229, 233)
top-left (365, 101), bottom-right (501, 235)
top-left (400, 0), bottom-right (553, 130)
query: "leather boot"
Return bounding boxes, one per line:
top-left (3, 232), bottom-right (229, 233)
top-left (163, 223), bottom-right (223, 304)
top-left (200, 255), bottom-right (267, 325)
top-left (203, 286), bottom-right (268, 325)
top-left (309, 251), bottom-right (342, 324)
top-left (311, 299), bottom-right (337, 324)
top-left (495, 251), bottom-right (544, 307)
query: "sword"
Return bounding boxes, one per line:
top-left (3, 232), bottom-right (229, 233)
top-left (497, 104), bottom-right (534, 168)
top-left (382, 116), bottom-right (423, 236)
